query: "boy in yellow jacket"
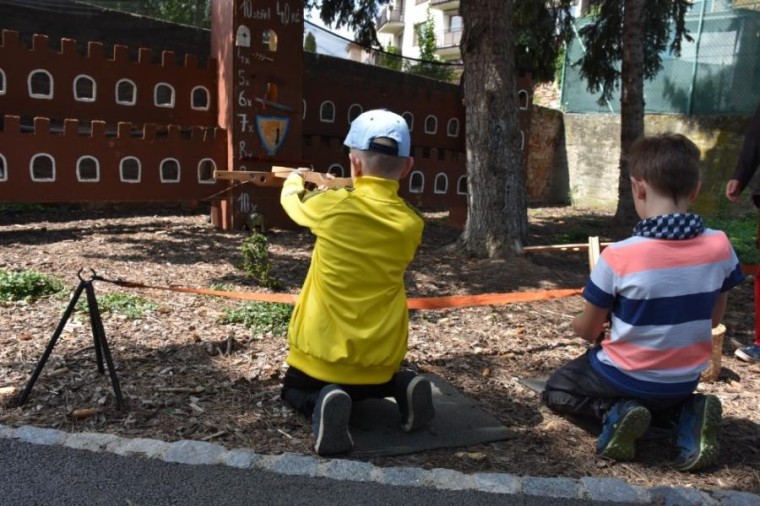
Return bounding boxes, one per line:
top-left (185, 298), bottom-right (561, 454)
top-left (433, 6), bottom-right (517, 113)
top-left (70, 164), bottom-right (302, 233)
top-left (280, 109), bottom-right (434, 456)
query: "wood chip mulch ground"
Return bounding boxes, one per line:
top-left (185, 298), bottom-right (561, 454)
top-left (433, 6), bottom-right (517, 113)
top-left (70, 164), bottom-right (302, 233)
top-left (0, 205), bottom-right (758, 494)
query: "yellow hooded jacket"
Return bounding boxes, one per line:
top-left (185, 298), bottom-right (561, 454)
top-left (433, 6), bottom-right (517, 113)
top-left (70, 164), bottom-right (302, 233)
top-left (280, 173), bottom-right (424, 385)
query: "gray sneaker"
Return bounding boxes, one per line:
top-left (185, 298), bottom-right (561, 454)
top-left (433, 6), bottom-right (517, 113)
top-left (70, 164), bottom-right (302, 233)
top-left (734, 344), bottom-right (760, 363)
top-left (394, 372), bottom-right (435, 432)
top-left (312, 385), bottom-right (353, 456)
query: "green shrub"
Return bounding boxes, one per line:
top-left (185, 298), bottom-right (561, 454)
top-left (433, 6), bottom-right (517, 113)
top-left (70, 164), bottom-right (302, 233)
top-left (219, 302), bottom-right (293, 337)
top-left (76, 292), bottom-right (157, 320)
top-left (239, 232), bottom-right (281, 289)
top-left (0, 269), bottom-right (64, 301)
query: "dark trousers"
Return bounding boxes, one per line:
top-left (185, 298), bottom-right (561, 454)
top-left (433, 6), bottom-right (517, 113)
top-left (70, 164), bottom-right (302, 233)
top-left (542, 350), bottom-right (689, 422)
top-left (281, 366), bottom-right (402, 418)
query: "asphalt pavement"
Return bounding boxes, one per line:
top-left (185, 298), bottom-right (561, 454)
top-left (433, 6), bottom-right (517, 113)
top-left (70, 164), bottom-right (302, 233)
top-left (1, 424), bottom-right (758, 506)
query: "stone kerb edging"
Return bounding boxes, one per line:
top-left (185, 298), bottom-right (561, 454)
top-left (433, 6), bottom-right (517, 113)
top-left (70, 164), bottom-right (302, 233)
top-left (2, 424), bottom-right (759, 505)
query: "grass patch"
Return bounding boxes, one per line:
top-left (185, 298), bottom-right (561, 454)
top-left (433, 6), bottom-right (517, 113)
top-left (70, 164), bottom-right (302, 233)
top-left (705, 214), bottom-right (760, 265)
top-left (76, 292), bottom-right (157, 320)
top-left (0, 269), bottom-right (64, 301)
top-left (219, 302), bottom-right (293, 337)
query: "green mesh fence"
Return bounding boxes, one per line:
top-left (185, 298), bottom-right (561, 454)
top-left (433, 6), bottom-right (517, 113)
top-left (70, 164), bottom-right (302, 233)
top-left (561, 0), bottom-right (760, 116)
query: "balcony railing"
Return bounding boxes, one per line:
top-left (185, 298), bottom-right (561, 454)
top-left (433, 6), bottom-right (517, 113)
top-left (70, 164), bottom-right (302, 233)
top-left (376, 8), bottom-right (404, 29)
top-left (437, 28), bottom-right (462, 49)
top-left (431, 0), bottom-right (459, 8)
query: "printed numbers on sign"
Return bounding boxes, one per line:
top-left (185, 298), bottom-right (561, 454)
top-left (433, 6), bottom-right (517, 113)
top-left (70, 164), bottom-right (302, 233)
top-left (239, 141), bottom-right (253, 159)
top-left (237, 114), bottom-right (256, 133)
top-left (276, 1), bottom-right (301, 25)
top-left (240, 0), bottom-right (252, 18)
top-left (238, 70), bottom-right (250, 87)
top-left (238, 91), bottom-right (253, 107)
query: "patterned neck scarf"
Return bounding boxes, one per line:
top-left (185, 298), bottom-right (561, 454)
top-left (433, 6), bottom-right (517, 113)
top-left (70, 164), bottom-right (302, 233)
top-left (632, 213), bottom-right (705, 240)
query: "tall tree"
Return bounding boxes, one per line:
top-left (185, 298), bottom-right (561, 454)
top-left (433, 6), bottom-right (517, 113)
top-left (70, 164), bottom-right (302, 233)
top-left (407, 9), bottom-right (455, 82)
top-left (308, 0), bottom-right (574, 258)
top-left (81, 0), bottom-right (211, 28)
top-left (304, 31), bottom-right (317, 52)
top-left (575, 0), bottom-right (691, 222)
top-left (377, 43), bottom-right (403, 72)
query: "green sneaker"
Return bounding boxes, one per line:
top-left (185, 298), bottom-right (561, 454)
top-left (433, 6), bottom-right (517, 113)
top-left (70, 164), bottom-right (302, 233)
top-left (673, 394), bottom-right (722, 472)
top-left (597, 400), bottom-right (651, 461)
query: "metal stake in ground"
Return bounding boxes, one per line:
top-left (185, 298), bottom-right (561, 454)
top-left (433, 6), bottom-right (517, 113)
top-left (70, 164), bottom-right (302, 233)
top-left (16, 269), bottom-right (124, 409)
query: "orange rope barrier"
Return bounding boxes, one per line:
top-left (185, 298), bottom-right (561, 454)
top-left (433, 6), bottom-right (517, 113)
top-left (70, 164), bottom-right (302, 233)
top-left (406, 288), bottom-right (583, 309)
top-left (101, 278), bottom-right (583, 310)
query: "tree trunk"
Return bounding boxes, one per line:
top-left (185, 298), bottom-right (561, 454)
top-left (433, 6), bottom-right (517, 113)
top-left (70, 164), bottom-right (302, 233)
top-left (460, 0), bottom-right (526, 258)
top-left (615, 0), bottom-right (646, 223)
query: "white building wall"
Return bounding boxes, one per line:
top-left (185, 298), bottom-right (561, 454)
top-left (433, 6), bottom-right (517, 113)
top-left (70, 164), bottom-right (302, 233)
top-left (378, 0), bottom-right (449, 61)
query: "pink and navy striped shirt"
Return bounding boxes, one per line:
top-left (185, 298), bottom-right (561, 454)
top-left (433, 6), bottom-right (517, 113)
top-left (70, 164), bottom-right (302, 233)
top-left (585, 225), bottom-right (744, 398)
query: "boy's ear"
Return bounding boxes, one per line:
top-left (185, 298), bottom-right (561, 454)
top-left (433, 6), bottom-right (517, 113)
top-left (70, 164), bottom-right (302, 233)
top-left (689, 181), bottom-right (702, 201)
top-left (630, 177), bottom-right (647, 199)
top-left (349, 152), bottom-right (362, 177)
top-left (399, 157), bottom-right (414, 179)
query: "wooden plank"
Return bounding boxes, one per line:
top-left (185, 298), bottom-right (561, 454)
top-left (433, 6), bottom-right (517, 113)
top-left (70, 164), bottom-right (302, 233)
top-left (587, 236), bottom-right (601, 272)
top-left (522, 241), bottom-right (612, 254)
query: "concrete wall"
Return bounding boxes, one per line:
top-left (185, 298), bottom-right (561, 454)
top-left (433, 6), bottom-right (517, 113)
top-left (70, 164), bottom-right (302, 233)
top-left (558, 112), bottom-right (755, 214)
top-left (526, 106), bottom-right (569, 205)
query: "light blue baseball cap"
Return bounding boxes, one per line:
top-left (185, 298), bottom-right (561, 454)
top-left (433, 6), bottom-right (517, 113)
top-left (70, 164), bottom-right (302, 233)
top-left (344, 109), bottom-right (411, 157)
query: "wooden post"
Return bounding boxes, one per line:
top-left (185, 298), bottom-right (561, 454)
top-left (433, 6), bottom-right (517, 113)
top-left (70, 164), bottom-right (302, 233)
top-left (587, 236), bottom-right (601, 272)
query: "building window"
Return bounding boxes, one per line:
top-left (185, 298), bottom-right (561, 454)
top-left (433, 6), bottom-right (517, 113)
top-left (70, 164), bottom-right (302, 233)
top-left (0, 69), bottom-right (6, 95)
top-left (0, 153), bottom-right (7, 182)
top-left (434, 173), bottom-right (448, 194)
top-left (30, 154), bottom-right (55, 181)
top-left (74, 75), bottom-right (96, 102)
top-left (457, 175), bottom-right (467, 195)
top-left (328, 164), bottom-right (345, 177)
top-left (160, 158), bottom-right (180, 183)
top-left (191, 86), bottom-right (210, 110)
top-left (447, 118), bottom-right (459, 137)
top-left (424, 115), bottom-right (438, 135)
top-left (116, 79), bottom-right (136, 105)
top-left (518, 89), bottom-right (530, 110)
top-left (348, 104), bottom-right (363, 124)
top-left (413, 23), bottom-right (424, 46)
top-left (28, 70), bottom-right (53, 99)
top-left (76, 156), bottom-right (99, 182)
top-left (198, 158), bottom-right (216, 184)
top-left (320, 101), bottom-right (335, 123)
top-left (154, 83), bottom-right (175, 108)
top-left (409, 171), bottom-right (424, 193)
top-left (402, 111), bottom-right (414, 131)
top-left (120, 157), bottom-right (141, 183)
top-left (520, 130), bottom-right (525, 150)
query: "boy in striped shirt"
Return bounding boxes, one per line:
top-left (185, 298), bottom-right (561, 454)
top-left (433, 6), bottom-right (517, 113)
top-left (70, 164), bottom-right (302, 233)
top-left (542, 134), bottom-right (745, 471)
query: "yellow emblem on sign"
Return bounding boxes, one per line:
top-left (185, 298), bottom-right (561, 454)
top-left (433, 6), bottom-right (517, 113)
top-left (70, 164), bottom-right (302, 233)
top-left (255, 116), bottom-right (290, 155)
